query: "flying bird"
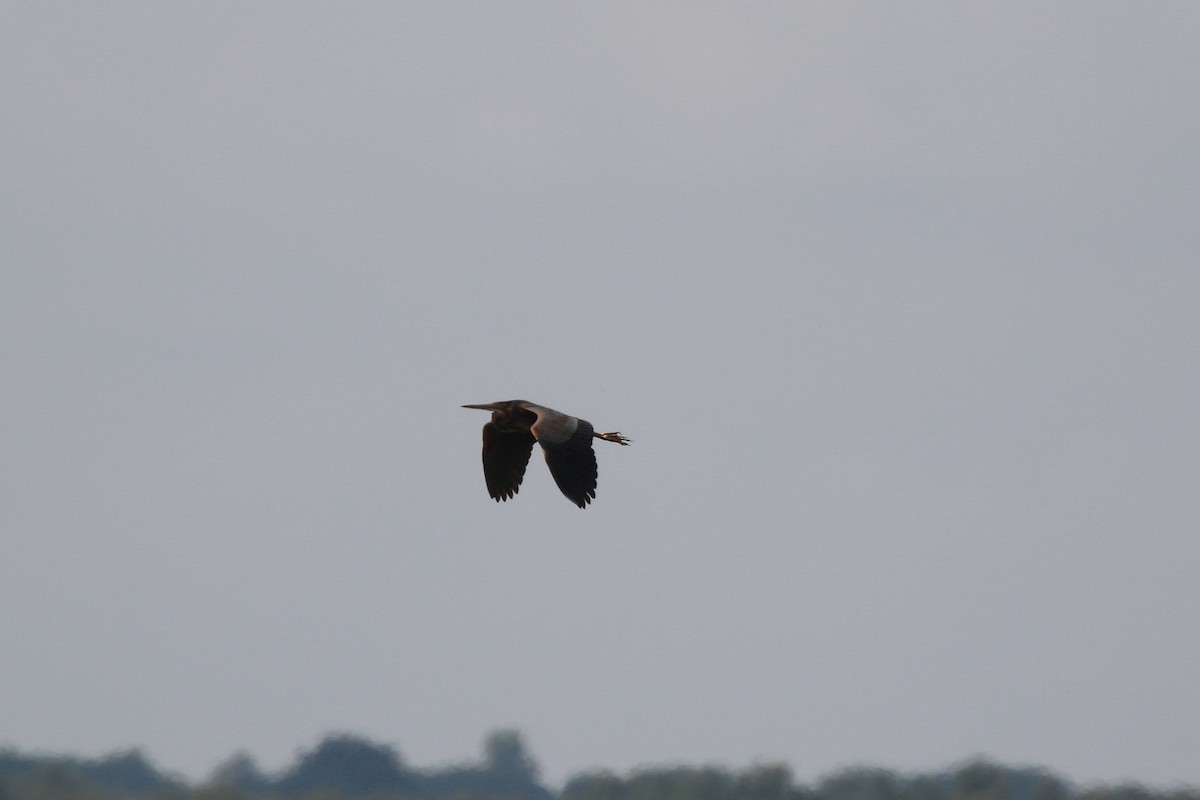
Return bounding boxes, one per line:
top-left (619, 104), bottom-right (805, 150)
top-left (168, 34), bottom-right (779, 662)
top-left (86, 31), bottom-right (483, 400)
top-left (462, 400), bottom-right (631, 508)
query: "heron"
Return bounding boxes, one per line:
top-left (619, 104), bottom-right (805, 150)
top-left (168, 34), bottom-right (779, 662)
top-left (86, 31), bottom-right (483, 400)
top-left (462, 400), bottom-right (631, 508)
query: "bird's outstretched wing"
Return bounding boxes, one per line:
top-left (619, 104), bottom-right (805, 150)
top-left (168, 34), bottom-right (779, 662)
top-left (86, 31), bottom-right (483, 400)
top-left (481, 422), bottom-right (536, 502)
top-left (539, 418), bottom-right (599, 508)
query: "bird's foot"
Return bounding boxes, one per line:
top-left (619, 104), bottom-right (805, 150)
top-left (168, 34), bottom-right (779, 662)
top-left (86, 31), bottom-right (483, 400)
top-left (596, 431), bottom-right (632, 445)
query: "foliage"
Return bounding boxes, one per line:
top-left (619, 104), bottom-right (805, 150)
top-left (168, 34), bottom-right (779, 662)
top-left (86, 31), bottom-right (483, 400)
top-left (274, 734), bottom-right (412, 798)
top-left (0, 747), bottom-right (186, 799)
top-left (418, 731), bottom-right (549, 800)
top-left (207, 751), bottom-right (271, 795)
top-left (1, 737), bottom-right (1197, 800)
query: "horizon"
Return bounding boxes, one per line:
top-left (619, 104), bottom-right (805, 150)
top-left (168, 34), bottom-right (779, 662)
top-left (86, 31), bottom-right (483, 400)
top-left (3, 730), bottom-right (1196, 792)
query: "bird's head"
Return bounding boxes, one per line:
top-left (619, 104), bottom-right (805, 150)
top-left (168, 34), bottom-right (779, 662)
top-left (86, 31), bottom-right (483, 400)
top-left (460, 400), bottom-right (537, 431)
top-left (462, 400), bottom-right (529, 428)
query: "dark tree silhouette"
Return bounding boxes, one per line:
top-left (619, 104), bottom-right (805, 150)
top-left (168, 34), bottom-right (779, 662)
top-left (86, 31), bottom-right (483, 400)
top-left (274, 733), bottom-right (412, 798)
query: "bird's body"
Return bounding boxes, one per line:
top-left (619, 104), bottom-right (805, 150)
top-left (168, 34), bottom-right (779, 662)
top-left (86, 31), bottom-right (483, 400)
top-left (462, 400), bottom-right (631, 508)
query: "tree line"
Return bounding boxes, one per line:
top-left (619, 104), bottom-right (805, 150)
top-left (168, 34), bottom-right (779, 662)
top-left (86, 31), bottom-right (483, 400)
top-left (0, 730), bottom-right (1195, 800)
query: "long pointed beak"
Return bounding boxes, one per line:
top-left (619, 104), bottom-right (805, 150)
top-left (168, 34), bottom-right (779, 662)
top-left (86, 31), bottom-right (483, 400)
top-left (462, 403), bottom-right (503, 411)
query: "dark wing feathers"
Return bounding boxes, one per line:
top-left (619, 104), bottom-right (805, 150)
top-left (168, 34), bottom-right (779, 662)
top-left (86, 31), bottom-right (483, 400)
top-left (481, 422), bottom-right (536, 502)
top-left (540, 418), bottom-right (598, 509)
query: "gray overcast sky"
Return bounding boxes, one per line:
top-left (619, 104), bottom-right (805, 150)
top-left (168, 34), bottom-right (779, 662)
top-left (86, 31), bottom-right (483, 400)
top-left (2, 1), bottom-right (1198, 789)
